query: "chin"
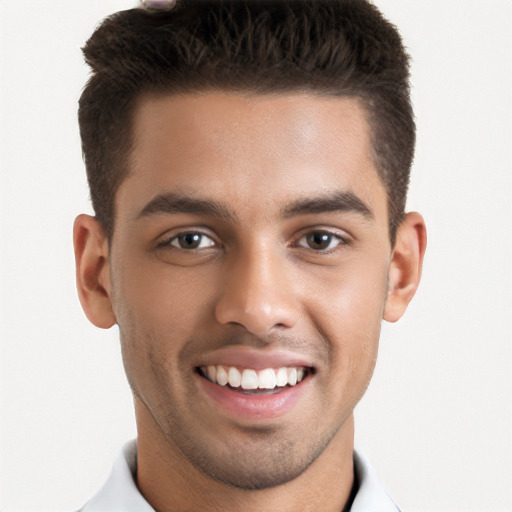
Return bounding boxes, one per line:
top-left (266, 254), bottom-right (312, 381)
top-left (199, 457), bottom-right (313, 490)
top-left (173, 424), bottom-right (338, 491)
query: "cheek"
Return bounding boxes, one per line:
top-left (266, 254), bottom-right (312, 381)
top-left (110, 257), bottom-right (217, 390)
top-left (306, 255), bottom-right (388, 326)
top-left (113, 254), bottom-right (215, 333)
top-left (304, 258), bottom-right (388, 375)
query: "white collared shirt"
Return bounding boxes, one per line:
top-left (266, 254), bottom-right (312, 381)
top-left (79, 440), bottom-right (400, 511)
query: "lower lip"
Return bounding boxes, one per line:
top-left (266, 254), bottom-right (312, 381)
top-left (196, 373), bottom-right (310, 421)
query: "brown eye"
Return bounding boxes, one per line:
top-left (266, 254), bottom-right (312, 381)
top-left (170, 233), bottom-right (215, 250)
top-left (298, 232), bottom-right (344, 251)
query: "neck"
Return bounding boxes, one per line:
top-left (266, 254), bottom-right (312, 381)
top-left (135, 401), bottom-right (356, 512)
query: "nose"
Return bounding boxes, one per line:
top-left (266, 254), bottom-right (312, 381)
top-left (214, 245), bottom-right (300, 337)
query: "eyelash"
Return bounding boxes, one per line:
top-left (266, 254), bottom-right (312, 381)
top-left (156, 228), bottom-right (350, 254)
top-left (157, 230), bottom-right (217, 251)
top-left (295, 230), bottom-right (350, 253)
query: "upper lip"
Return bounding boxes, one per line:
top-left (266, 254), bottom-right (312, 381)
top-left (197, 346), bottom-right (314, 370)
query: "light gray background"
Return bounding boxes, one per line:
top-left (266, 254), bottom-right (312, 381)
top-left (1, 1), bottom-right (511, 511)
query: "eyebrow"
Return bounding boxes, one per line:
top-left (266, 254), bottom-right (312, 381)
top-left (136, 190), bottom-right (373, 222)
top-left (137, 193), bottom-right (236, 221)
top-left (282, 191), bottom-right (374, 219)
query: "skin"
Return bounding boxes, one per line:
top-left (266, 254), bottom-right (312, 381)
top-left (74, 93), bottom-right (426, 512)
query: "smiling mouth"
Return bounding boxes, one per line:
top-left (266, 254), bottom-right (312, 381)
top-left (197, 365), bottom-right (312, 394)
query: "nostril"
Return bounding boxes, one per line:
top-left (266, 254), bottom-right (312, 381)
top-left (214, 301), bottom-right (299, 337)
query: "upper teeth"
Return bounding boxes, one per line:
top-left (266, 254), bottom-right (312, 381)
top-left (201, 365), bottom-right (306, 390)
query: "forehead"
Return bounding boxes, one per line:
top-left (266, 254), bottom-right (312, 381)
top-left (119, 92), bottom-right (386, 223)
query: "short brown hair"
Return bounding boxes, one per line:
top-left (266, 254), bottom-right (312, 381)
top-left (79, 0), bottom-right (415, 242)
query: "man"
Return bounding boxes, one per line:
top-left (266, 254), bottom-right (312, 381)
top-left (74, 0), bottom-right (426, 510)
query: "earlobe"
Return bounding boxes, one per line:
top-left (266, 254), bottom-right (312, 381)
top-left (383, 212), bottom-right (427, 323)
top-left (73, 214), bottom-right (117, 329)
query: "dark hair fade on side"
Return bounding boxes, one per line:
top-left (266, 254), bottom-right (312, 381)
top-left (79, 0), bottom-right (415, 243)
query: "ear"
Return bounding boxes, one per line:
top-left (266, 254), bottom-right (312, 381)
top-left (73, 214), bottom-right (116, 329)
top-left (383, 212), bottom-right (427, 323)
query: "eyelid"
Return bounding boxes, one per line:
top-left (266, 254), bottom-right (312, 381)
top-left (170, 233), bottom-right (216, 249)
top-left (293, 227), bottom-right (351, 251)
top-left (154, 225), bottom-right (351, 251)
top-left (156, 227), bottom-right (220, 250)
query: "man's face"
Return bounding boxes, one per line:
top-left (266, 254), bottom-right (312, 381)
top-left (108, 93), bottom-right (391, 489)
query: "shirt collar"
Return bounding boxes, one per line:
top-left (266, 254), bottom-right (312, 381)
top-left (351, 451), bottom-right (401, 512)
top-left (79, 440), bottom-right (154, 512)
top-left (80, 440), bottom-right (400, 511)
